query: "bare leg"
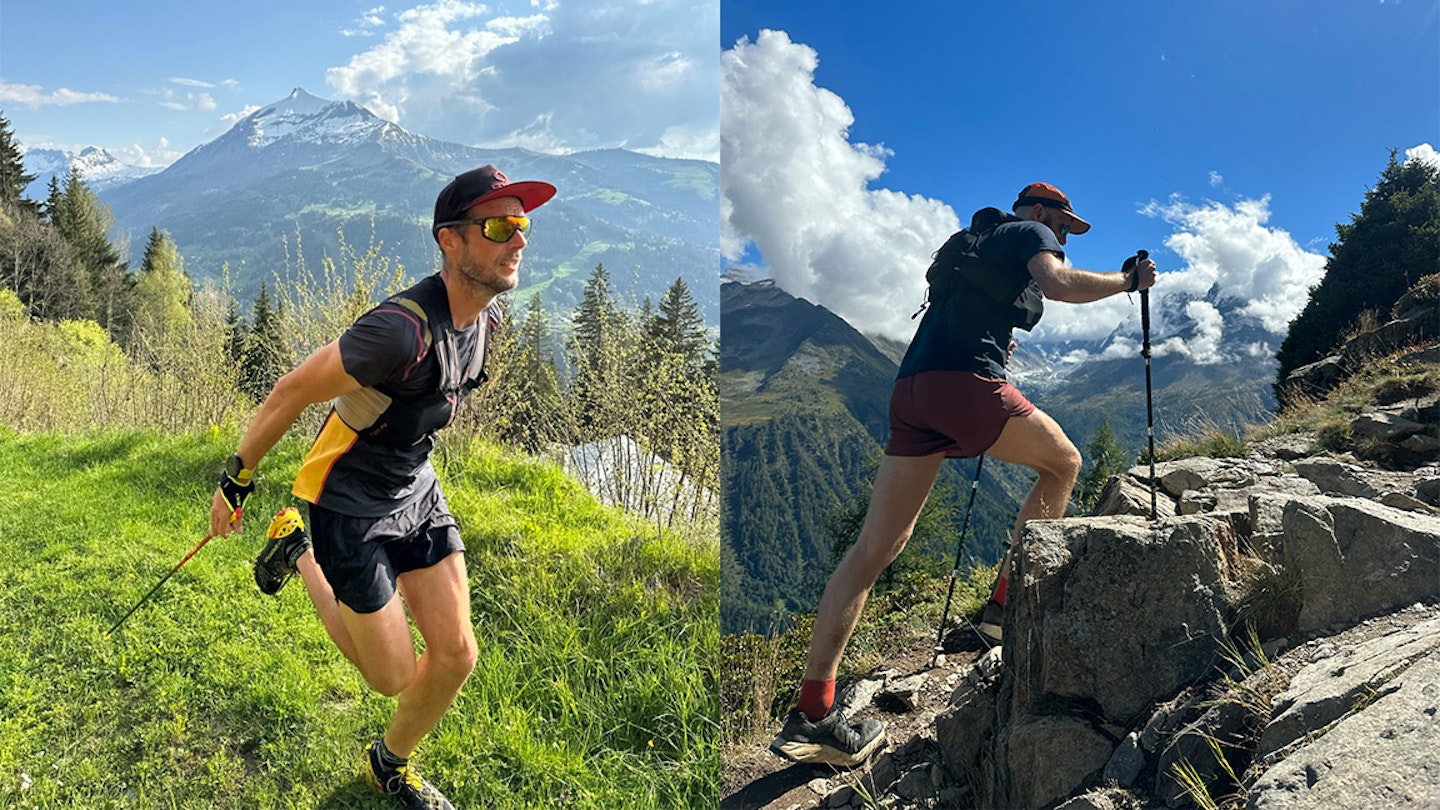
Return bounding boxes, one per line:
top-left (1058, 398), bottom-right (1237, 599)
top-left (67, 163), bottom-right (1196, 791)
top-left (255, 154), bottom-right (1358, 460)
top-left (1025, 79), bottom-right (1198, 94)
top-left (803, 453), bottom-right (945, 682)
top-left (984, 407), bottom-right (1082, 584)
top-left (383, 553), bottom-right (478, 758)
top-left (293, 549), bottom-right (361, 668)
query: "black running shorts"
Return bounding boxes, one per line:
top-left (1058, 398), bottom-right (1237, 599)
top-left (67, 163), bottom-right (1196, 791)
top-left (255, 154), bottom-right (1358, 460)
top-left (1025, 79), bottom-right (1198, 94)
top-left (307, 483), bottom-right (464, 614)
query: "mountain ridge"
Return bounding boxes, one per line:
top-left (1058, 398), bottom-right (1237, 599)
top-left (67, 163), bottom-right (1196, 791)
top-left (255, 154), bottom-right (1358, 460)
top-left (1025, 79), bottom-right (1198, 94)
top-left (29, 88), bottom-right (719, 320)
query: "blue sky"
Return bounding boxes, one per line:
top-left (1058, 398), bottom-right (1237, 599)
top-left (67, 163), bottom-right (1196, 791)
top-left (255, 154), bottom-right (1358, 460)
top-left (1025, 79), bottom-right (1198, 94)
top-left (721, 1), bottom-right (1440, 357)
top-left (0, 0), bottom-right (719, 166)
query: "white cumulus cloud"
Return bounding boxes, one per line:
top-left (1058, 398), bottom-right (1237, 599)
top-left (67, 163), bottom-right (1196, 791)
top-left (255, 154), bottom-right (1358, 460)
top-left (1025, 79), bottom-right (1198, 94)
top-left (325, 0), bottom-right (717, 160)
top-left (209, 105), bottom-right (263, 137)
top-left (1405, 142), bottom-right (1440, 170)
top-left (159, 88), bottom-right (217, 111)
top-left (1142, 195), bottom-right (1326, 335)
top-left (721, 29), bottom-right (958, 340)
top-left (0, 82), bottom-right (119, 107)
top-left (114, 137), bottom-right (185, 168)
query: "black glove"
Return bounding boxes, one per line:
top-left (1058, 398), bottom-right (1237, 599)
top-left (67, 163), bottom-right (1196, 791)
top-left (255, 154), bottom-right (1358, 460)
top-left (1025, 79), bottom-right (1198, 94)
top-left (1121, 251), bottom-right (1147, 293)
top-left (218, 454), bottom-right (255, 520)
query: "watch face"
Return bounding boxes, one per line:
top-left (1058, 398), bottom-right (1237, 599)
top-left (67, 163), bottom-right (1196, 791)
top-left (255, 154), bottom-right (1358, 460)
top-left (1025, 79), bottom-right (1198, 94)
top-left (227, 455), bottom-right (246, 480)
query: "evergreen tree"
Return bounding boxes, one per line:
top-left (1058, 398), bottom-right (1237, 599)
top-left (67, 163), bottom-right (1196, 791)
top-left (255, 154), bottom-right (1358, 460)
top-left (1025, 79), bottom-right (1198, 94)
top-left (569, 263), bottom-right (632, 437)
top-left (495, 294), bottom-right (564, 452)
top-left (1276, 151), bottom-right (1440, 400)
top-left (0, 112), bottom-right (38, 214)
top-left (40, 177), bottom-right (61, 221)
top-left (128, 227), bottom-right (193, 360)
top-left (239, 283), bottom-right (288, 401)
top-left (1072, 416), bottom-right (1130, 515)
top-left (648, 277), bottom-right (707, 364)
top-left (50, 167), bottom-right (130, 334)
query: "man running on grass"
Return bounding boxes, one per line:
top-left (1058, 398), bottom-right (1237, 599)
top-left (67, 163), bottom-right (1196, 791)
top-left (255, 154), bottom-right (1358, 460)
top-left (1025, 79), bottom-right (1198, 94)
top-left (210, 165), bottom-right (556, 809)
top-left (769, 183), bottom-right (1157, 767)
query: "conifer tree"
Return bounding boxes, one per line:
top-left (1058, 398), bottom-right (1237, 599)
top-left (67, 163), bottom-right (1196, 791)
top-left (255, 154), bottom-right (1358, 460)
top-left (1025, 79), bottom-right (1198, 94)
top-left (128, 227), bottom-right (193, 359)
top-left (570, 263), bottom-right (632, 438)
top-left (0, 112), bottom-right (38, 214)
top-left (240, 283), bottom-right (288, 401)
top-left (1276, 151), bottom-right (1440, 400)
top-left (50, 167), bottom-right (130, 334)
top-left (1073, 416), bottom-right (1130, 515)
top-left (649, 277), bottom-right (707, 365)
top-left (495, 294), bottom-right (564, 452)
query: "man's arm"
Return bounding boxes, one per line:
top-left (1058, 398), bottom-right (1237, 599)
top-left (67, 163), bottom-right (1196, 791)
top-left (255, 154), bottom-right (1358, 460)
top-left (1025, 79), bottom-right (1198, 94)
top-left (210, 340), bottom-right (363, 535)
top-left (1027, 250), bottom-right (1156, 303)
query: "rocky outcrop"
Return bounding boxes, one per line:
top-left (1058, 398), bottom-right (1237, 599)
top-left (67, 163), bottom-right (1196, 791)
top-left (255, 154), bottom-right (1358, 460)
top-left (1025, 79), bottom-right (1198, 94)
top-left (1007, 517), bottom-right (1234, 723)
top-left (1281, 278), bottom-right (1437, 405)
top-left (1248, 613), bottom-right (1440, 809)
top-left (935, 450), bottom-right (1440, 809)
top-left (725, 446), bottom-right (1440, 810)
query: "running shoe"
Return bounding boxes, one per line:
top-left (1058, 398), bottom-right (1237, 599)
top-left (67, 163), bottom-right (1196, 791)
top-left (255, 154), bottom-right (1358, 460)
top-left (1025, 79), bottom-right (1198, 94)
top-left (977, 599), bottom-right (1004, 643)
top-left (364, 741), bottom-right (455, 810)
top-left (769, 706), bottom-right (885, 767)
top-left (254, 507), bottom-right (310, 595)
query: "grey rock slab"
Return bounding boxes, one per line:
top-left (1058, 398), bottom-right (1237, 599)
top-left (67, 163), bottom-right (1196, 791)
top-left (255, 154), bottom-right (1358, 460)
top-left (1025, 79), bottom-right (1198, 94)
top-left (1291, 456), bottom-right (1381, 498)
top-left (1006, 715), bottom-right (1115, 810)
top-left (1246, 650), bottom-right (1440, 809)
top-left (1012, 517), bottom-right (1231, 721)
top-left (1351, 411), bottom-right (1426, 442)
top-left (1259, 615), bottom-right (1440, 756)
top-left (881, 674), bottom-right (928, 711)
top-left (1280, 496), bottom-right (1440, 634)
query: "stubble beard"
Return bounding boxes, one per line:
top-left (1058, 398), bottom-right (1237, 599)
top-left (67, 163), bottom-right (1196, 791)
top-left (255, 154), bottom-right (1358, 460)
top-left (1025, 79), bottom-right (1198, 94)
top-left (455, 252), bottom-right (520, 297)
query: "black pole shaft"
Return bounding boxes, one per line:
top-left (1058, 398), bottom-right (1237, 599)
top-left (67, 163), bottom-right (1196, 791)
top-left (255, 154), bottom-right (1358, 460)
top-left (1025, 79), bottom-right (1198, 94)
top-left (933, 455), bottom-right (984, 658)
top-left (1138, 249), bottom-right (1157, 520)
top-left (106, 533), bottom-right (215, 636)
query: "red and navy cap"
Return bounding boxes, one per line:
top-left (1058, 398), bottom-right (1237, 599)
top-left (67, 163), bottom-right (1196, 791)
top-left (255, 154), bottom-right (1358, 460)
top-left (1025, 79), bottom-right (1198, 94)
top-left (1013, 182), bottom-right (1091, 234)
top-left (432, 165), bottom-right (557, 240)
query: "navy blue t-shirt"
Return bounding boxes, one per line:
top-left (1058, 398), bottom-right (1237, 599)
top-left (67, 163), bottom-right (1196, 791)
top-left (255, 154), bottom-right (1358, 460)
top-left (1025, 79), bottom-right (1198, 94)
top-left (897, 218), bottom-right (1063, 379)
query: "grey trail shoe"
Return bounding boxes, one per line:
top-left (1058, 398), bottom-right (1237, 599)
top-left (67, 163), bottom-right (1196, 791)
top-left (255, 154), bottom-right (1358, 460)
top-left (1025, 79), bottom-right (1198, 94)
top-left (977, 599), bottom-right (1004, 643)
top-left (769, 706), bottom-right (886, 767)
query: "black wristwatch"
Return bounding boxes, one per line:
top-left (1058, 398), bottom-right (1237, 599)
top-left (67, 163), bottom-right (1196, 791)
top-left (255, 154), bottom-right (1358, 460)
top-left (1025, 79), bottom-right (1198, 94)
top-left (224, 453), bottom-right (254, 485)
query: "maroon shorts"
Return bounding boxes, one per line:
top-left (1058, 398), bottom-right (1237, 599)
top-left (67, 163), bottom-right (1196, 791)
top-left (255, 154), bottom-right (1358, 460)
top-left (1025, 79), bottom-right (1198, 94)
top-left (885, 371), bottom-right (1036, 458)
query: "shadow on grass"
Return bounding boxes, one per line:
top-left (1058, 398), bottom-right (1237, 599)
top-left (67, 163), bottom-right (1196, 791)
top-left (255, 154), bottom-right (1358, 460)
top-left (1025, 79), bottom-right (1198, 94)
top-left (316, 776), bottom-right (392, 809)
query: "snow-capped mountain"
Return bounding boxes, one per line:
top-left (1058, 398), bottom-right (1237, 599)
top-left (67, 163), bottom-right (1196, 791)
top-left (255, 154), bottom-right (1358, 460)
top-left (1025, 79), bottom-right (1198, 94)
top-left (21, 146), bottom-right (161, 198)
top-left (95, 89), bottom-right (718, 319)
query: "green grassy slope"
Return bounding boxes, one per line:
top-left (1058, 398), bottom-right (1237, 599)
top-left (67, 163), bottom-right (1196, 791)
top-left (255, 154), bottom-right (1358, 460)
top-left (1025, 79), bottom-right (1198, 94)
top-left (0, 429), bottom-right (717, 809)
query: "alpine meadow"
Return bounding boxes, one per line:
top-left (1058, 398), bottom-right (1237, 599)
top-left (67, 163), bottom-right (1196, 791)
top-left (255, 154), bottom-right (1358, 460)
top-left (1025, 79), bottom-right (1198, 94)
top-left (0, 104), bottom-right (720, 809)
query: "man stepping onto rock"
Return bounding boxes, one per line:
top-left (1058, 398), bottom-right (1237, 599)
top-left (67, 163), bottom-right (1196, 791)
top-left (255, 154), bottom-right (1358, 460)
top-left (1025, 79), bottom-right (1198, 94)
top-left (770, 183), bottom-right (1157, 767)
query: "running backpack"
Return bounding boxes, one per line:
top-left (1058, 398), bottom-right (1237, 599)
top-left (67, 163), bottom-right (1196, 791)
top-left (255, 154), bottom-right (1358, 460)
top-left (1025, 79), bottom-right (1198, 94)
top-left (918, 207), bottom-right (1044, 332)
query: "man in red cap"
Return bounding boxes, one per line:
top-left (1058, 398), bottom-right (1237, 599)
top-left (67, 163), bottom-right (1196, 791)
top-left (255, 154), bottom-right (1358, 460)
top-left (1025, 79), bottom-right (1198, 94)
top-left (209, 165), bottom-right (556, 809)
top-left (770, 182), bottom-right (1156, 767)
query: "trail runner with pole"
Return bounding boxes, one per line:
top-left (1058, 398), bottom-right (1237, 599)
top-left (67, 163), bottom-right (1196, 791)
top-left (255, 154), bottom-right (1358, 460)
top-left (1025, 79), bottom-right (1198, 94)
top-left (770, 183), bottom-right (1157, 767)
top-left (210, 165), bottom-right (555, 809)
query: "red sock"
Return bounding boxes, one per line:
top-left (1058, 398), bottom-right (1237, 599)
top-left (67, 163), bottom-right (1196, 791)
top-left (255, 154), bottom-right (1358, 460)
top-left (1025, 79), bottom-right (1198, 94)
top-left (798, 679), bottom-right (836, 721)
top-left (992, 574), bottom-right (1008, 608)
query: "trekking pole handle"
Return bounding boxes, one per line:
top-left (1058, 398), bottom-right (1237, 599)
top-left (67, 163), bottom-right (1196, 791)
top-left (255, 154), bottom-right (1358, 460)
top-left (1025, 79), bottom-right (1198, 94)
top-left (1136, 250), bottom-right (1151, 357)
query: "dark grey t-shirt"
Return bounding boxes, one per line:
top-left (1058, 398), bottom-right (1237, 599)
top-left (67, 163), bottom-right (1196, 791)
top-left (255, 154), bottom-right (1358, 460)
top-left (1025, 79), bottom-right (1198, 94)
top-left (897, 218), bottom-right (1063, 379)
top-left (292, 274), bottom-right (491, 516)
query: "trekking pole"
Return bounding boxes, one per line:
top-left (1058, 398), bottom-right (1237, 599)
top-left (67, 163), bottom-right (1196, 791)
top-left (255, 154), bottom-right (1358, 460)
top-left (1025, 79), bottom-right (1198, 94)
top-left (106, 532), bottom-right (217, 636)
top-left (931, 455), bottom-right (986, 665)
top-left (1137, 249), bottom-right (1157, 520)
